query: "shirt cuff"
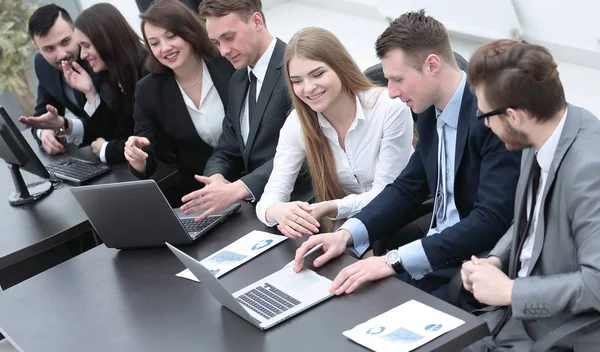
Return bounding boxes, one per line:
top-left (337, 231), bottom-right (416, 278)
top-left (84, 93), bottom-right (101, 116)
top-left (99, 141), bottom-right (109, 163)
top-left (397, 239), bottom-right (433, 280)
top-left (339, 218), bottom-right (370, 257)
top-left (330, 199), bottom-right (346, 220)
top-left (66, 118), bottom-right (84, 145)
top-left (36, 129), bottom-right (43, 140)
top-left (238, 180), bottom-right (256, 202)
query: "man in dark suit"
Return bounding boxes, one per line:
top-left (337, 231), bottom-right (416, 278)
top-left (294, 10), bottom-right (521, 302)
top-left (180, 0), bottom-right (305, 220)
top-left (20, 4), bottom-right (95, 155)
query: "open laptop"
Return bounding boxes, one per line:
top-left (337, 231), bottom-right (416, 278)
top-left (70, 179), bottom-right (240, 249)
top-left (167, 243), bottom-right (334, 330)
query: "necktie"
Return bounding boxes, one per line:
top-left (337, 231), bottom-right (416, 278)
top-left (248, 71), bottom-right (257, 122)
top-left (491, 156), bottom-right (541, 336)
top-left (434, 117), bottom-right (447, 225)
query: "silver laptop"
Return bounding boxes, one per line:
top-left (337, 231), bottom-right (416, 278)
top-left (167, 243), bottom-right (334, 330)
top-left (70, 180), bottom-right (240, 249)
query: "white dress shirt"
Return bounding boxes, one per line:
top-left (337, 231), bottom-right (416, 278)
top-left (256, 88), bottom-right (414, 226)
top-left (240, 37), bottom-right (277, 145)
top-left (176, 60), bottom-right (225, 148)
top-left (518, 108), bottom-right (567, 277)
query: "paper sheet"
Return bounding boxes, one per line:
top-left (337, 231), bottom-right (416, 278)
top-left (343, 300), bottom-right (465, 352)
top-left (176, 230), bottom-right (287, 282)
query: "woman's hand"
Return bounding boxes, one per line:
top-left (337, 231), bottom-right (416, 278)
top-left (266, 201), bottom-right (320, 239)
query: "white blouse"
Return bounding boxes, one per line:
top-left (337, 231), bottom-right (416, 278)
top-left (256, 87), bottom-right (414, 226)
top-left (176, 60), bottom-right (225, 148)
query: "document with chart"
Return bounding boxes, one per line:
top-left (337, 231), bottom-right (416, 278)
top-left (176, 230), bottom-right (287, 282)
top-left (343, 300), bottom-right (465, 352)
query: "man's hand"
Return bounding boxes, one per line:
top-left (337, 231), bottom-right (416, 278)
top-left (124, 136), bottom-right (149, 173)
top-left (267, 201), bottom-right (320, 239)
top-left (294, 230), bottom-right (351, 272)
top-left (180, 175), bottom-right (249, 221)
top-left (91, 137), bottom-right (106, 157)
top-left (309, 201), bottom-right (338, 220)
top-left (330, 256), bottom-right (395, 295)
top-left (467, 256), bottom-right (513, 306)
top-left (19, 105), bottom-right (64, 130)
top-left (461, 255), bottom-right (502, 293)
top-left (63, 61), bottom-right (96, 101)
top-left (39, 130), bottom-right (65, 155)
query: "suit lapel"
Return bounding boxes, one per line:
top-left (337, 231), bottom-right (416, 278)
top-left (508, 149), bottom-right (534, 275)
top-left (526, 105), bottom-right (581, 275)
top-left (244, 39), bottom-right (285, 159)
top-left (161, 73), bottom-right (202, 142)
top-left (454, 84), bottom-right (475, 174)
top-left (231, 73), bottom-right (248, 149)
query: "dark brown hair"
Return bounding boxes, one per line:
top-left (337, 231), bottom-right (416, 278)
top-left (74, 3), bottom-right (145, 113)
top-left (140, 0), bottom-right (218, 74)
top-left (468, 39), bottom-right (566, 122)
top-left (375, 10), bottom-right (454, 70)
top-left (198, 0), bottom-right (266, 26)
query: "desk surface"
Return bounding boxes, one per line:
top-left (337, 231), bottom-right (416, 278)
top-left (0, 204), bottom-right (488, 352)
top-left (0, 130), bottom-right (177, 270)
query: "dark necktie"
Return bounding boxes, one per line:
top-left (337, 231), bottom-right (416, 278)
top-left (248, 71), bottom-right (257, 122)
top-left (491, 156), bottom-right (541, 336)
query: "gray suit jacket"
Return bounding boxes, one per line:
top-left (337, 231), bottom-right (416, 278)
top-left (489, 104), bottom-right (600, 341)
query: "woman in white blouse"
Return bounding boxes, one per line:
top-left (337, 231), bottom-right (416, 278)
top-left (123, 0), bottom-right (235, 205)
top-left (256, 27), bottom-right (414, 238)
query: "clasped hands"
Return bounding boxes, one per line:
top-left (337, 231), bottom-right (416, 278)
top-left (461, 255), bottom-right (514, 306)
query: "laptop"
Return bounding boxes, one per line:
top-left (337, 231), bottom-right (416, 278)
top-left (70, 179), bottom-right (241, 249)
top-left (167, 243), bottom-right (334, 330)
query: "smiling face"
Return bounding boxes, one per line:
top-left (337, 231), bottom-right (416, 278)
top-left (288, 56), bottom-right (343, 114)
top-left (144, 22), bottom-right (193, 72)
top-left (33, 14), bottom-right (80, 71)
top-left (381, 48), bottom-right (437, 114)
top-left (73, 28), bottom-right (106, 72)
top-left (205, 12), bottom-right (261, 69)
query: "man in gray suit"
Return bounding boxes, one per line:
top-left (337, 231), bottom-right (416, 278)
top-left (461, 39), bottom-right (600, 351)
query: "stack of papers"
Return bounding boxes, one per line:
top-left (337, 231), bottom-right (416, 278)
top-left (343, 300), bottom-right (465, 352)
top-left (176, 230), bottom-right (287, 282)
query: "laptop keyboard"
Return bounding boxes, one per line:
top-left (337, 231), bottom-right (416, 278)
top-left (236, 283), bottom-right (302, 320)
top-left (180, 217), bottom-right (220, 237)
top-left (46, 157), bottom-right (110, 185)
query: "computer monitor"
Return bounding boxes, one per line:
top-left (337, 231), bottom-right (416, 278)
top-left (0, 106), bottom-right (53, 206)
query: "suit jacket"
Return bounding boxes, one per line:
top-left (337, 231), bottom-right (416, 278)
top-left (132, 55), bottom-right (235, 199)
top-left (355, 83), bottom-right (521, 276)
top-left (81, 53), bottom-right (149, 164)
top-left (489, 104), bottom-right (600, 341)
top-left (31, 53), bottom-right (92, 140)
top-left (203, 39), bottom-right (298, 200)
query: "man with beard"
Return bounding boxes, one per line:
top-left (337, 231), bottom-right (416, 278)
top-left (21, 4), bottom-right (101, 155)
top-left (461, 39), bottom-right (600, 351)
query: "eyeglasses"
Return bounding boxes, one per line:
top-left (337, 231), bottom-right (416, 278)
top-left (476, 106), bottom-right (517, 126)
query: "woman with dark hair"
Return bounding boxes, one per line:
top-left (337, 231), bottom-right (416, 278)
top-left (124, 0), bottom-right (234, 205)
top-left (20, 3), bottom-right (148, 164)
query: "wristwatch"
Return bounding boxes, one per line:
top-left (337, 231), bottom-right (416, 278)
top-left (54, 116), bottom-right (69, 136)
top-left (385, 249), bottom-right (404, 274)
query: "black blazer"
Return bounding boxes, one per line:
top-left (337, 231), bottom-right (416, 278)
top-left (355, 84), bottom-right (521, 277)
top-left (80, 53), bottom-right (149, 164)
top-left (204, 39), bottom-right (297, 199)
top-left (31, 53), bottom-right (93, 140)
top-left (132, 55), bottom-right (235, 198)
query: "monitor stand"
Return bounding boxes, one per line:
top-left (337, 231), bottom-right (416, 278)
top-left (7, 164), bottom-right (53, 206)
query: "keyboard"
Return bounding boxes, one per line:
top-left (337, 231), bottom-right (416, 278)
top-left (180, 216), bottom-right (220, 238)
top-left (46, 157), bottom-right (110, 185)
top-left (236, 283), bottom-right (302, 320)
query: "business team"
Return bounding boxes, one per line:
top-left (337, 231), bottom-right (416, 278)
top-left (21, 0), bottom-right (600, 349)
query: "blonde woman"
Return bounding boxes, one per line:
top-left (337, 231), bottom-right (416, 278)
top-left (256, 27), bottom-right (414, 239)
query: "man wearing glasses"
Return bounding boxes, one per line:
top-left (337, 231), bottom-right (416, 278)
top-left (292, 11), bottom-right (521, 302)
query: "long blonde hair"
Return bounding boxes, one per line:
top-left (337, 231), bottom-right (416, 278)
top-left (284, 27), bottom-right (377, 228)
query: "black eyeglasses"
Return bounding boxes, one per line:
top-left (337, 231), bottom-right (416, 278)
top-left (476, 106), bottom-right (519, 125)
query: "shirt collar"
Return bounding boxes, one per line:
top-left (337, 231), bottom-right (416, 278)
top-left (317, 92), bottom-right (366, 129)
top-left (435, 71), bottom-right (466, 128)
top-left (175, 60), bottom-right (214, 110)
top-left (247, 37), bottom-right (277, 83)
top-left (536, 107), bottom-right (568, 172)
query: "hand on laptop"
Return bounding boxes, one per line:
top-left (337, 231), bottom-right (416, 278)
top-left (180, 175), bottom-right (248, 222)
top-left (124, 136), bottom-right (149, 173)
top-left (330, 257), bottom-right (394, 296)
top-left (267, 202), bottom-right (320, 239)
top-left (293, 230), bottom-right (350, 272)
